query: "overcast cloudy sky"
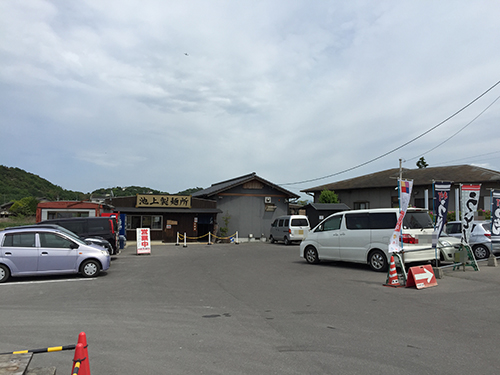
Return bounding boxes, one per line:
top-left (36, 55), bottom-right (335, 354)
top-left (1, 1), bottom-right (499, 199)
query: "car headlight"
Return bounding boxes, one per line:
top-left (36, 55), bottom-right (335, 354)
top-left (440, 240), bottom-right (451, 247)
top-left (101, 250), bottom-right (109, 256)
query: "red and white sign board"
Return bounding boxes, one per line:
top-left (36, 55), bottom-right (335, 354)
top-left (136, 228), bottom-right (151, 255)
top-left (406, 265), bottom-right (437, 289)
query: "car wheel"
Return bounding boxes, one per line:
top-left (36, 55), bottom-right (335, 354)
top-left (284, 237), bottom-right (290, 246)
top-left (80, 260), bottom-right (101, 278)
top-left (0, 264), bottom-right (10, 283)
top-left (472, 244), bottom-right (489, 260)
top-left (304, 246), bottom-right (320, 264)
top-left (269, 236), bottom-right (275, 244)
top-left (368, 250), bottom-right (388, 272)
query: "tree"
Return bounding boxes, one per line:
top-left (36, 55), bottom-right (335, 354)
top-left (177, 187), bottom-right (203, 195)
top-left (416, 157), bottom-right (428, 169)
top-left (319, 189), bottom-right (339, 204)
top-left (9, 197), bottom-right (39, 216)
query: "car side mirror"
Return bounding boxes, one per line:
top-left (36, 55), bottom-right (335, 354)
top-left (70, 243), bottom-right (79, 249)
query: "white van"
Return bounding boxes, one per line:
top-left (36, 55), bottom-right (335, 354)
top-left (270, 215), bottom-right (310, 245)
top-left (299, 208), bottom-right (457, 271)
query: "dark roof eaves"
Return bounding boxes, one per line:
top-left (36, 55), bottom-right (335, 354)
top-left (301, 165), bottom-right (500, 193)
top-left (193, 173), bottom-right (300, 199)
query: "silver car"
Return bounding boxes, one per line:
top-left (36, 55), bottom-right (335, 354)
top-left (445, 220), bottom-right (499, 259)
top-left (0, 225), bottom-right (110, 283)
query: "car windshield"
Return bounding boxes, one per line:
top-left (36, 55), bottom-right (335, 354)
top-left (52, 225), bottom-right (87, 245)
top-left (403, 212), bottom-right (433, 229)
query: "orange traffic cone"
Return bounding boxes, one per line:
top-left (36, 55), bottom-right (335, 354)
top-left (383, 256), bottom-right (402, 287)
top-left (72, 332), bottom-right (91, 375)
top-left (72, 343), bottom-right (85, 375)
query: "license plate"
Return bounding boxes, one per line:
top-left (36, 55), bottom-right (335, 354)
top-left (298, 230), bottom-right (303, 235)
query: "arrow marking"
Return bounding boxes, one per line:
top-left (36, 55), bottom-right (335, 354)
top-left (414, 268), bottom-right (434, 283)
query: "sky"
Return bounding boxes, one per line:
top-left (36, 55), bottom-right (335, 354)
top-left (1, 1), bottom-right (500, 200)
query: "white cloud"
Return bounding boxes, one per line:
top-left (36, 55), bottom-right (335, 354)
top-left (1, 0), bottom-right (499, 196)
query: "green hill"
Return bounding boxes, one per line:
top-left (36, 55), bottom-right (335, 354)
top-left (92, 186), bottom-right (169, 197)
top-left (0, 165), bottom-right (201, 205)
top-left (0, 165), bottom-right (86, 203)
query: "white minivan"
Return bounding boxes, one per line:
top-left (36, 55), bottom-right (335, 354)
top-left (270, 215), bottom-right (310, 245)
top-left (299, 208), bottom-right (457, 271)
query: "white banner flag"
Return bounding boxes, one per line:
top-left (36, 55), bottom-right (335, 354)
top-left (460, 184), bottom-right (481, 245)
top-left (389, 179), bottom-right (413, 253)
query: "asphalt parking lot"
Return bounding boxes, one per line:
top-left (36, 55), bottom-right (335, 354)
top-left (1, 241), bottom-right (500, 375)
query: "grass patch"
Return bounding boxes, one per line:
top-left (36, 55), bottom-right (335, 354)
top-left (0, 216), bottom-right (36, 230)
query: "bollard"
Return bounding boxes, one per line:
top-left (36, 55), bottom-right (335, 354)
top-left (183, 232), bottom-right (187, 248)
top-left (175, 232), bottom-right (180, 246)
top-left (488, 254), bottom-right (498, 267)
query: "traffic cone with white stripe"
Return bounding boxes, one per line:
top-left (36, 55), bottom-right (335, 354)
top-left (383, 255), bottom-right (402, 287)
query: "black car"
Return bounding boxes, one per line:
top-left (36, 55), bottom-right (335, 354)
top-left (37, 217), bottom-right (119, 255)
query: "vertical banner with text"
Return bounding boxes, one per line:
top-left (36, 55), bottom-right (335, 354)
top-left (491, 190), bottom-right (500, 243)
top-left (136, 228), bottom-right (151, 255)
top-left (432, 181), bottom-right (452, 249)
top-left (460, 184), bottom-right (481, 245)
top-left (389, 179), bottom-right (413, 253)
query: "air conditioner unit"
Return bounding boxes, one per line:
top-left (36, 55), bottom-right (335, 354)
top-left (264, 197), bottom-right (272, 204)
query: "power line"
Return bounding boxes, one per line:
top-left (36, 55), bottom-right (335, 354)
top-left (434, 151), bottom-right (500, 166)
top-left (406, 94), bottom-right (500, 162)
top-left (279, 79), bottom-right (500, 186)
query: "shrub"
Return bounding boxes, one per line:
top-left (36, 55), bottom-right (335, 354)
top-left (9, 197), bottom-right (39, 216)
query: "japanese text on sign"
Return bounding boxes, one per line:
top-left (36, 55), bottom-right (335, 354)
top-left (136, 228), bottom-right (151, 255)
top-left (136, 194), bottom-right (191, 208)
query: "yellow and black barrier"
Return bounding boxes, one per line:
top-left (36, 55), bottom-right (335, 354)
top-left (0, 344), bottom-right (76, 356)
top-left (72, 359), bottom-right (82, 375)
top-left (177, 231), bottom-right (240, 246)
top-left (0, 332), bottom-right (90, 375)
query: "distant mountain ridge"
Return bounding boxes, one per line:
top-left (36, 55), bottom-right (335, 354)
top-left (0, 165), bottom-right (85, 203)
top-left (0, 165), bottom-right (199, 203)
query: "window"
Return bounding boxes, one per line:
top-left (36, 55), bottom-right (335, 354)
top-left (284, 219), bottom-right (289, 227)
top-left (126, 215), bottom-right (163, 230)
top-left (3, 233), bottom-right (36, 247)
top-left (345, 213), bottom-right (370, 230)
top-left (446, 223), bottom-right (461, 234)
top-left (39, 233), bottom-right (74, 249)
top-left (142, 216), bottom-right (152, 228)
top-left (88, 221), bottom-right (107, 232)
top-left (403, 212), bottom-right (433, 229)
top-left (291, 218), bottom-right (309, 226)
top-left (369, 213), bottom-right (397, 229)
top-left (152, 216), bottom-right (162, 229)
top-left (127, 216), bottom-right (141, 230)
top-left (354, 202), bottom-right (370, 210)
top-left (316, 215), bottom-right (342, 232)
top-left (278, 219), bottom-right (284, 227)
top-left (48, 211), bottom-right (90, 219)
top-left (61, 221), bottom-right (85, 234)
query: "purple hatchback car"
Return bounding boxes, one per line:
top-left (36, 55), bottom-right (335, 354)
top-left (0, 225), bottom-right (110, 283)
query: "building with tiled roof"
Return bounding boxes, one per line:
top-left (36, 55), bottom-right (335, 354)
top-left (193, 172), bottom-right (299, 240)
top-left (302, 165), bottom-right (500, 213)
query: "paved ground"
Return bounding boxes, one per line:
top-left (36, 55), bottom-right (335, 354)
top-left (1, 241), bottom-right (499, 374)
